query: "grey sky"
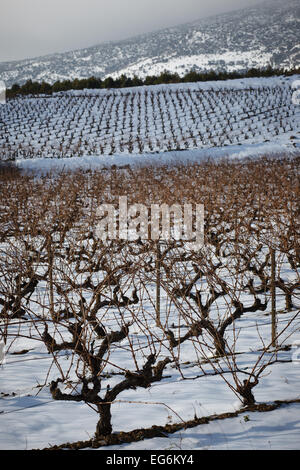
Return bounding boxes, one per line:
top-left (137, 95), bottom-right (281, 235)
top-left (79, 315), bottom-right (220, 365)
top-left (0, 0), bottom-right (267, 63)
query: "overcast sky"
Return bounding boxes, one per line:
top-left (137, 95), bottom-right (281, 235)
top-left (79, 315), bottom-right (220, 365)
top-left (0, 0), bottom-right (267, 63)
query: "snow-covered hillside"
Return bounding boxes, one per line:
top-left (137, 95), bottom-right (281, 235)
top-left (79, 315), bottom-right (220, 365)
top-left (1, 75), bottom-right (299, 163)
top-left (0, 0), bottom-right (299, 86)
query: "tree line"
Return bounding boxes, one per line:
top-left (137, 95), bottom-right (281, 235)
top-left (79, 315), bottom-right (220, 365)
top-left (6, 66), bottom-right (300, 98)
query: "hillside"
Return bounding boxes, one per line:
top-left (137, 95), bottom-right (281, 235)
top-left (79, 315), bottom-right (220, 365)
top-left (0, 0), bottom-right (299, 86)
top-left (1, 76), bottom-right (299, 163)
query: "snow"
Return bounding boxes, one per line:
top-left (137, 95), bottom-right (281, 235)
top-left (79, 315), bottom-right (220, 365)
top-left (1, 73), bottom-right (300, 451)
top-left (110, 50), bottom-right (275, 79)
top-left (14, 142), bottom-right (300, 175)
top-left (1, 297), bottom-right (300, 449)
top-left (106, 403), bottom-right (300, 450)
top-left (1, 75), bottom-right (299, 163)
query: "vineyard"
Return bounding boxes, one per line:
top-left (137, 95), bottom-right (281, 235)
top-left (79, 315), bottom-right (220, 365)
top-left (0, 78), bottom-right (299, 161)
top-left (0, 157), bottom-right (299, 449)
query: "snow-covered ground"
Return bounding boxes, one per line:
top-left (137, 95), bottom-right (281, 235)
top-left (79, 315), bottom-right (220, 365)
top-left (107, 403), bottom-right (300, 450)
top-left (1, 75), bottom-right (299, 164)
top-left (1, 237), bottom-right (300, 451)
top-left (1, 308), bottom-right (300, 450)
top-left (14, 142), bottom-right (300, 175)
top-left (0, 74), bottom-right (300, 451)
top-left (108, 50), bottom-right (275, 80)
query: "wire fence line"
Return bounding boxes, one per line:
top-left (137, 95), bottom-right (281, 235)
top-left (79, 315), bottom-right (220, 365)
top-left (1, 313), bottom-right (299, 368)
top-left (0, 353), bottom-right (295, 417)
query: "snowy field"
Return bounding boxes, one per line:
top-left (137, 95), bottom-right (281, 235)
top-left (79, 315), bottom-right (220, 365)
top-left (1, 310), bottom-right (300, 450)
top-left (0, 76), bottom-right (300, 451)
top-left (1, 75), bottom-right (299, 163)
top-left (0, 156), bottom-right (300, 450)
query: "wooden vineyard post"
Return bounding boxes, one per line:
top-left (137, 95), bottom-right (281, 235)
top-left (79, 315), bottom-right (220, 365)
top-left (156, 241), bottom-right (161, 327)
top-left (271, 247), bottom-right (277, 348)
top-left (47, 234), bottom-right (55, 320)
